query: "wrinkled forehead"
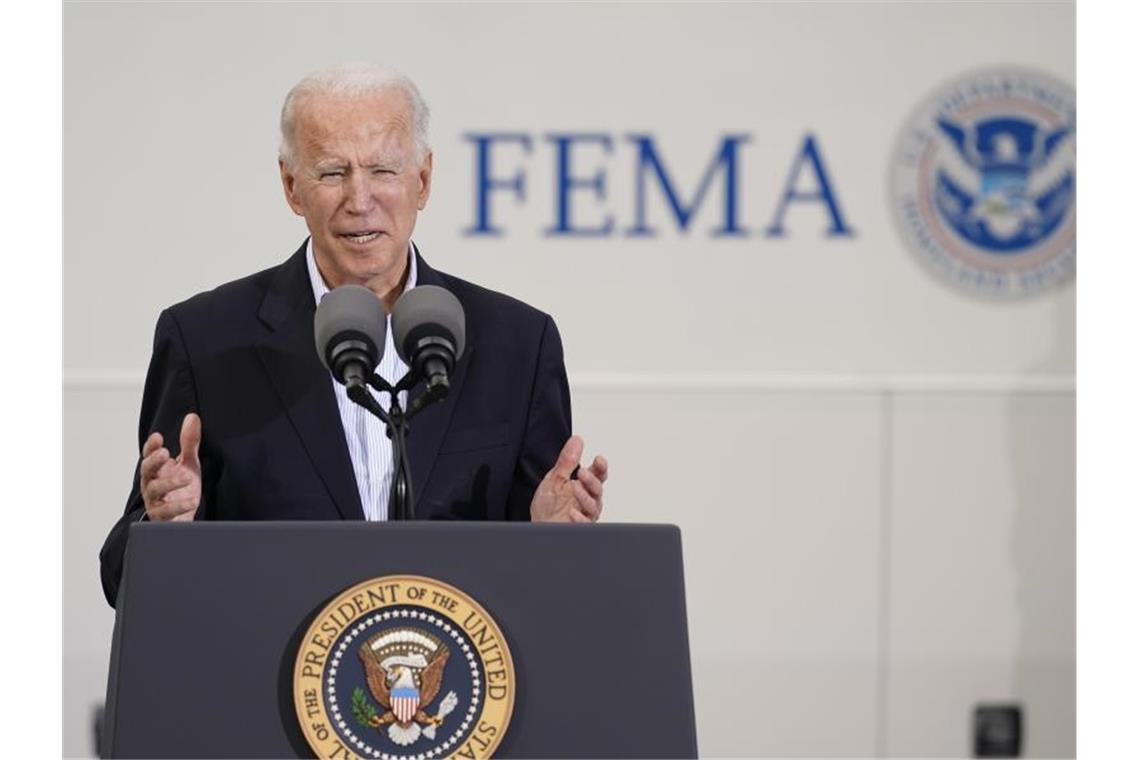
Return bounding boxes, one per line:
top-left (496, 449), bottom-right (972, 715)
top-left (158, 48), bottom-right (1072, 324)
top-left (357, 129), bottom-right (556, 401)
top-left (293, 91), bottom-right (416, 164)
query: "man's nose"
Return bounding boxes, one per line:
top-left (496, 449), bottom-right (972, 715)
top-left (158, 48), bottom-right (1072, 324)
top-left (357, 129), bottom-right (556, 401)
top-left (343, 171), bottom-right (375, 214)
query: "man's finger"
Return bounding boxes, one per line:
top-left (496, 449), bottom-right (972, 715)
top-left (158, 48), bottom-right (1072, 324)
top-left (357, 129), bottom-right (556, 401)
top-left (568, 508), bottom-right (592, 524)
top-left (588, 455), bottom-right (608, 483)
top-left (548, 435), bottom-right (584, 481)
top-left (178, 413), bottom-right (202, 470)
top-left (139, 447), bottom-right (170, 483)
top-left (145, 473), bottom-right (194, 502)
top-left (578, 467), bottom-right (604, 500)
top-left (154, 458), bottom-right (180, 479)
top-left (141, 432), bottom-right (164, 459)
top-left (148, 497), bottom-right (198, 521)
top-left (571, 480), bottom-right (600, 520)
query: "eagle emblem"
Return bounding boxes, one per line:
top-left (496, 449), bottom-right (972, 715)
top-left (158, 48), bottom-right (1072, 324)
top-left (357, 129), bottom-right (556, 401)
top-left (351, 628), bottom-right (459, 747)
top-left (890, 68), bottom-right (1075, 298)
top-left (294, 576), bottom-right (514, 759)
top-left (933, 114), bottom-right (1074, 253)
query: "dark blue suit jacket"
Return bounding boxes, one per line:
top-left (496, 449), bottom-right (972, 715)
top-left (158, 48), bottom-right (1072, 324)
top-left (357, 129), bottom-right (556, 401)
top-left (99, 242), bottom-right (571, 606)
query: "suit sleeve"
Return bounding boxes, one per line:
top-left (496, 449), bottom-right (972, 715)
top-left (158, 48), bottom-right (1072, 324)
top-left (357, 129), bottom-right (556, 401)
top-left (98, 309), bottom-right (205, 608)
top-left (504, 314), bottom-right (572, 520)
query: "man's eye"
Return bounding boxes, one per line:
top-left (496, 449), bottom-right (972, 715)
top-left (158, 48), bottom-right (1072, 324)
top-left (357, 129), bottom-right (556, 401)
top-left (373, 168), bottom-right (396, 175)
top-left (320, 171), bottom-right (345, 179)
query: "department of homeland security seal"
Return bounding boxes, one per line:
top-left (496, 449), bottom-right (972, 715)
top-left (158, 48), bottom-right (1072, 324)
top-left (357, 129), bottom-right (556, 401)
top-left (891, 67), bottom-right (1076, 297)
top-left (294, 576), bottom-right (515, 759)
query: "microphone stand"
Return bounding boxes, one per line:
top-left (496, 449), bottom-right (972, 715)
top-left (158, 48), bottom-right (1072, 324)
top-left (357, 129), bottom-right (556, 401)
top-left (345, 371), bottom-right (450, 521)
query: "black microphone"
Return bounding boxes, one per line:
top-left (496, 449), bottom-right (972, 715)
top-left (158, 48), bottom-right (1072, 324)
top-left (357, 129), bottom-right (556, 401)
top-left (314, 285), bottom-right (387, 391)
top-left (392, 285), bottom-right (466, 396)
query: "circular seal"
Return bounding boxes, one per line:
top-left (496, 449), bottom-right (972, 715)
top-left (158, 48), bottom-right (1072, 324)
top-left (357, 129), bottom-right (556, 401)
top-left (891, 67), bottom-right (1076, 298)
top-left (293, 575), bottom-right (515, 760)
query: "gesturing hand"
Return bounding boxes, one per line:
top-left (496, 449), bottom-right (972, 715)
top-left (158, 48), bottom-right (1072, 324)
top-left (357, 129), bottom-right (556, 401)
top-left (530, 435), bottom-right (609, 523)
top-left (140, 412), bottom-right (202, 522)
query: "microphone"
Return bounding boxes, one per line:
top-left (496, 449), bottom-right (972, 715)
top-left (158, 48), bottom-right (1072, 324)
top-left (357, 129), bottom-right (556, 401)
top-left (392, 285), bottom-right (466, 396)
top-left (314, 285), bottom-right (387, 391)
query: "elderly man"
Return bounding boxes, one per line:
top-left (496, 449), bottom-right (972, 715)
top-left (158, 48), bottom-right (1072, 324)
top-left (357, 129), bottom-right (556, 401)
top-left (98, 64), bottom-right (608, 606)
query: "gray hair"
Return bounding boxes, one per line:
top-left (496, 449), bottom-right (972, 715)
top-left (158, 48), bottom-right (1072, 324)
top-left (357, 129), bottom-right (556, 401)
top-left (279, 62), bottom-right (431, 167)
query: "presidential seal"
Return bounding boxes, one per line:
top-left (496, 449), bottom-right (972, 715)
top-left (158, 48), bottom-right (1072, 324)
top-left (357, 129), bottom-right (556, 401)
top-left (891, 67), bottom-right (1075, 298)
top-left (294, 576), bottom-right (515, 760)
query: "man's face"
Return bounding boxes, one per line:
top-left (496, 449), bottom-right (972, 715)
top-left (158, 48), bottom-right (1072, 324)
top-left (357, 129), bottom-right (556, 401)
top-left (280, 89), bottom-right (432, 292)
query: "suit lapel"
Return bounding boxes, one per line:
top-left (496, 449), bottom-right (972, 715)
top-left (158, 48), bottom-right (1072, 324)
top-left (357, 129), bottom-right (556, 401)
top-left (404, 250), bottom-right (473, 514)
top-left (254, 242), bottom-right (365, 521)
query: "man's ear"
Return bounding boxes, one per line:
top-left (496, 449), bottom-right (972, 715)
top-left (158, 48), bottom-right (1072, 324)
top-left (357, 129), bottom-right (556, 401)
top-left (416, 151), bottom-right (433, 210)
top-left (280, 159), bottom-right (304, 216)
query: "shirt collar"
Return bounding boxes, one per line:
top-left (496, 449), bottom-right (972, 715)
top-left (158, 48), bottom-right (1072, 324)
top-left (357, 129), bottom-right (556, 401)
top-left (305, 238), bottom-right (419, 307)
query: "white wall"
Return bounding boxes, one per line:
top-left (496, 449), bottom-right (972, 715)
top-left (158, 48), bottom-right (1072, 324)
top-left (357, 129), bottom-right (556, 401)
top-left (64, 2), bottom-right (1075, 757)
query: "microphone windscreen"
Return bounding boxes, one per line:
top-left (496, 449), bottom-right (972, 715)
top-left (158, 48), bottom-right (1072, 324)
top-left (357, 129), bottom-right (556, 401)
top-left (391, 285), bottom-right (466, 364)
top-left (313, 285), bottom-right (387, 369)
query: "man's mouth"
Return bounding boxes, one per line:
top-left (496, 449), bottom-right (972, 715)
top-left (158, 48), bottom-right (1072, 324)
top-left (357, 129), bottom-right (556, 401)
top-left (339, 230), bottom-right (382, 244)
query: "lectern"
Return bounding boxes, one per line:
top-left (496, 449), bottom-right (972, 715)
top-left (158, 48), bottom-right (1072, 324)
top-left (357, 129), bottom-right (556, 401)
top-left (102, 522), bottom-right (697, 758)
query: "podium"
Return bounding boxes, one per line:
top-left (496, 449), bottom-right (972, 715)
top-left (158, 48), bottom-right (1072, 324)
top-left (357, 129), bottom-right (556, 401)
top-left (102, 522), bottom-right (697, 758)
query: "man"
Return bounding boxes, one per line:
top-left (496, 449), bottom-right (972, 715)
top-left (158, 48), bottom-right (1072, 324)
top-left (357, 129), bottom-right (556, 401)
top-left (98, 64), bottom-right (608, 607)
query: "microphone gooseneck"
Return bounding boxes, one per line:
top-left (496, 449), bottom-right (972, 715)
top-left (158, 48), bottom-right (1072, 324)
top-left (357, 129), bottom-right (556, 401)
top-left (313, 283), bottom-right (466, 522)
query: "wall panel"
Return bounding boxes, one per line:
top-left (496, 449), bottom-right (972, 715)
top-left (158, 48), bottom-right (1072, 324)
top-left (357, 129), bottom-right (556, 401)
top-left (561, 389), bottom-right (885, 756)
top-left (63, 386), bottom-right (138, 758)
top-left (886, 393), bottom-right (1075, 757)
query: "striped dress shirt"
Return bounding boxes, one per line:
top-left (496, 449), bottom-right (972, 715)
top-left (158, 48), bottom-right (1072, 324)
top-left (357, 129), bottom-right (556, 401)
top-left (306, 239), bottom-right (418, 521)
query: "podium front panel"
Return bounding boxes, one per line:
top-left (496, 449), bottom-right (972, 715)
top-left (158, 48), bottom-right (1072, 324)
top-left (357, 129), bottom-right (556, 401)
top-left (103, 522), bottom-right (696, 758)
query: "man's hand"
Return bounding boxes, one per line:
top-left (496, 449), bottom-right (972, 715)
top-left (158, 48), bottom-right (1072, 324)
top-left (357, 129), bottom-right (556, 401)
top-left (140, 413), bottom-right (202, 522)
top-left (530, 436), bottom-right (609, 523)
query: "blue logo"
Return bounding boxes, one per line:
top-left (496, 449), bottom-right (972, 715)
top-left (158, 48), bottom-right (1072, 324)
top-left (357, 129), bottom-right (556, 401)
top-left (892, 68), bottom-right (1075, 297)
